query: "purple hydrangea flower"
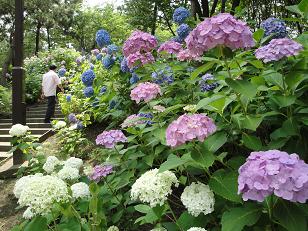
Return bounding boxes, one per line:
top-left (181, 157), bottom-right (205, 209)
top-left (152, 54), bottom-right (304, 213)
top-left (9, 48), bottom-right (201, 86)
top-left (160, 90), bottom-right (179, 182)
top-left (199, 73), bottom-right (219, 92)
top-left (66, 94), bottom-right (72, 102)
top-left (261, 17), bottom-right (287, 39)
top-left (158, 40), bottom-right (182, 55)
top-left (120, 57), bottom-right (130, 73)
top-left (68, 113), bottom-right (78, 124)
top-left (151, 67), bottom-right (174, 85)
top-left (185, 13), bottom-right (255, 57)
top-left (58, 67), bottom-right (66, 77)
top-left (173, 7), bottom-right (190, 25)
top-left (91, 49), bottom-right (100, 56)
top-left (96, 130), bottom-right (127, 149)
top-left (89, 165), bottom-right (113, 182)
top-left (166, 114), bottom-right (216, 147)
top-left (77, 121), bottom-right (84, 129)
top-left (255, 38), bottom-right (303, 63)
top-left (130, 82), bottom-right (162, 103)
top-left (81, 70), bottom-right (96, 86)
top-left (126, 52), bottom-right (155, 69)
top-left (96, 29), bottom-right (111, 48)
top-left (238, 150), bottom-right (308, 203)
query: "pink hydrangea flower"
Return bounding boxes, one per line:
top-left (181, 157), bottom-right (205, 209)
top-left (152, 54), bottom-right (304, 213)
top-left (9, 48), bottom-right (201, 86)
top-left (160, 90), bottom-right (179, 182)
top-left (238, 150), bottom-right (308, 203)
top-left (185, 13), bottom-right (255, 57)
top-left (126, 52), bottom-right (155, 68)
top-left (177, 49), bottom-right (201, 61)
top-left (123, 30), bottom-right (158, 57)
top-left (96, 130), bottom-right (127, 149)
top-left (89, 165), bottom-right (113, 182)
top-left (166, 114), bottom-right (216, 147)
top-left (121, 114), bottom-right (144, 128)
top-left (130, 82), bottom-right (162, 103)
top-left (255, 38), bottom-right (303, 63)
top-left (158, 40), bottom-right (183, 54)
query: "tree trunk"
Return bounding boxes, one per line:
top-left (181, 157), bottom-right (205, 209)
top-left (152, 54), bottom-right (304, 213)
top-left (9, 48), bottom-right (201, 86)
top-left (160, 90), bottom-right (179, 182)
top-left (210, 0), bottom-right (219, 15)
top-left (230, 0), bottom-right (240, 15)
top-left (221, 0), bottom-right (227, 13)
top-left (161, 9), bottom-right (176, 36)
top-left (47, 26), bottom-right (51, 49)
top-left (151, 1), bottom-right (158, 35)
top-left (35, 21), bottom-right (42, 55)
top-left (190, 0), bottom-right (203, 20)
top-left (201, 0), bottom-right (210, 17)
top-left (1, 48), bottom-right (12, 87)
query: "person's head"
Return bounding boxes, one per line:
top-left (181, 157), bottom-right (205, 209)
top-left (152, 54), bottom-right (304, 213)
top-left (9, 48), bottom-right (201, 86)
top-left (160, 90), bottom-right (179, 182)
top-left (49, 64), bottom-right (57, 71)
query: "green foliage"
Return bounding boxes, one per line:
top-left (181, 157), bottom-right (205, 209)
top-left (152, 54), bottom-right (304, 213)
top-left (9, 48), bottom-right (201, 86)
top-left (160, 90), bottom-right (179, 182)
top-left (0, 85), bottom-right (11, 114)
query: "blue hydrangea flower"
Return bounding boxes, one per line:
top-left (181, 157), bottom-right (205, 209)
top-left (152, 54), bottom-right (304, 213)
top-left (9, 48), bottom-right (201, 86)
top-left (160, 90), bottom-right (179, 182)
top-left (81, 70), bottom-right (96, 86)
top-left (84, 86), bottom-right (94, 98)
top-left (90, 63), bottom-right (95, 70)
top-left (68, 113), bottom-right (78, 124)
top-left (92, 98), bottom-right (100, 108)
top-left (77, 121), bottom-right (84, 129)
top-left (58, 68), bottom-right (66, 77)
top-left (173, 7), bottom-right (190, 25)
top-left (151, 67), bottom-right (174, 85)
top-left (102, 55), bottom-right (115, 69)
top-left (96, 29), bottom-right (111, 48)
top-left (109, 100), bottom-right (116, 110)
top-left (120, 57), bottom-right (130, 73)
top-left (130, 73), bottom-right (140, 85)
top-left (199, 73), bottom-right (219, 92)
top-left (177, 24), bottom-right (191, 40)
top-left (138, 112), bottom-right (154, 125)
top-left (99, 86), bottom-right (107, 95)
top-left (172, 36), bottom-right (184, 44)
top-left (66, 95), bottom-right (72, 102)
top-left (260, 17), bottom-right (287, 39)
top-left (96, 53), bottom-right (103, 61)
top-left (107, 44), bottom-right (118, 54)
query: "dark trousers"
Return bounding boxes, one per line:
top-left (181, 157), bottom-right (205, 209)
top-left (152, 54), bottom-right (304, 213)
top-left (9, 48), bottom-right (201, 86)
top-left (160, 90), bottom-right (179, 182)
top-left (45, 96), bottom-right (56, 123)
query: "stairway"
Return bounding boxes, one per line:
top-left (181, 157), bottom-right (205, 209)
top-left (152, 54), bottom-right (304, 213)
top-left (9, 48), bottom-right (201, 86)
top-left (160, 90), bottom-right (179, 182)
top-left (0, 103), bottom-right (63, 174)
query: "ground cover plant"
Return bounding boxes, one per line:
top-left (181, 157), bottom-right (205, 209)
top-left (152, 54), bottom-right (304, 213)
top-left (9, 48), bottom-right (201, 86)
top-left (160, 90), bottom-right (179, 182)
top-left (9, 2), bottom-right (308, 231)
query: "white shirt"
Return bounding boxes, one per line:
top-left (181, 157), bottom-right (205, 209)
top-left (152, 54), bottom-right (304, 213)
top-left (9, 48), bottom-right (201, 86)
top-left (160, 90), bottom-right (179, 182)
top-left (42, 70), bottom-right (61, 97)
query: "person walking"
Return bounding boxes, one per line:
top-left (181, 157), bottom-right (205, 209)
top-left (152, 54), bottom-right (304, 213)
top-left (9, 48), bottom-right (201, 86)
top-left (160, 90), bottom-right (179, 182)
top-left (41, 64), bottom-right (63, 123)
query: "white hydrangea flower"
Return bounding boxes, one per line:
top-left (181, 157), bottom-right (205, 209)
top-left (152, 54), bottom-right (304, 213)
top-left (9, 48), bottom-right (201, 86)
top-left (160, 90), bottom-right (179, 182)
top-left (107, 226), bottom-right (120, 231)
top-left (23, 207), bottom-right (35, 219)
top-left (64, 157), bottom-right (83, 170)
top-left (71, 182), bottom-right (90, 200)
top-left (43, 156), bottom-right (61, 174)
top-left (14, 173), bottom-right (43, 199)
top-left (69, 124), bottom-right (78, 130)
top-left (54, 121), bottom-right (67, 129)
top-left (58, 166), bottom-right (80, 181)
top-left (187, 228), bottom-right (207, 231)
top-left (18, 175), bottom-right (70, 216)
top-left (131, 169), bottom-right (178, 207)
top-left (9, 124), bottom-right (29, 137)
top-left (183, 104), bottom-right (197, 112)
top-left (181, 182), bottom-right (215, 217)
top-left (151, 227), bottom-right (167, 231)
top-left (83, 164), bottom-right (94, 176)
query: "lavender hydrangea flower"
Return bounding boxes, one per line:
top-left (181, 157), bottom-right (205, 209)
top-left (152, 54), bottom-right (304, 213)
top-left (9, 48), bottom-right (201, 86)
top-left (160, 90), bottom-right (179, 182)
top-left (158, 40), bottom-right (182, 55)
top-left (96, 29), bottom-right (111, 48)
top-left (84, 86), bottom-right (94, 98)
top-left (255, 38), bottom-right (303, 63)
top-left (77, 121), bottom-right (84, 129)
top-left (58, 67), bottom-right (66, 77)
top-left (185, 13), bottom-right (255, 57)
top-left (81, 70), bottom-right (96, 86)
top-left (102, 55), bottom-right (115, 69)
top-left (91, 49), bottom-right (100, 56)
top-left (238, 150), bottom-right (308, 203)
top-left (96, 130), bottom-right (127, 148)
top-left (89, 165), bottom-right (113, 182)
top-left (120, 57), bottom-right (130, 73)
top-left (130, 82), bottom-right (162, 103)
top-left (172, 36), bottom-right (184, 44)
top-left (173, 7), bottom-right (190, 25)
top-left (76, 57), bottom-right (82, 66)
top-left (177, 24), bottom-right (191, 40)
top-left (261, 17), bottom-right (287, 39)
top-left (68, 113), bottom-right (78, 124)
top-left (166, 114), bottom-right (216, 147)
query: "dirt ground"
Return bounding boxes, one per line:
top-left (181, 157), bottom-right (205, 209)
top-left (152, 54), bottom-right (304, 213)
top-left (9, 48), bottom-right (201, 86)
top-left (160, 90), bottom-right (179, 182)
top-left (0, 179), bottom-right (23, 231)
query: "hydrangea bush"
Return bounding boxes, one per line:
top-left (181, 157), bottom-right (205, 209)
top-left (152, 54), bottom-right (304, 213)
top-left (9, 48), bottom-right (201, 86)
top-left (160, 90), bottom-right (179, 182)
top-left (14, 6), bottom-right (308, 231)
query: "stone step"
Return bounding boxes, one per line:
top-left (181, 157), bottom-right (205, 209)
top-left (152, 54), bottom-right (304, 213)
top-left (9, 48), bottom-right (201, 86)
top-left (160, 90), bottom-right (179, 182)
top-left (0, 142), bottom-right (11, 152)
top-left (0, 158), bottom-right (28, 178)
top-left (6, 114), bottom-right (63, 119)
top-left (0, 134), bottom-right (41, 142)
top-left (28, 106), bottom-right (61, 110)
top-left (0, 123), bottom-right (52, 129)
top-left (0, 118), bottom-right (64, 123)
top-left (0, 128), bottom-right (50, 135)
